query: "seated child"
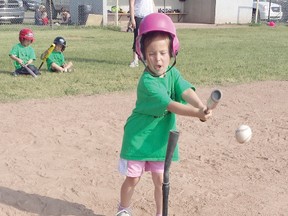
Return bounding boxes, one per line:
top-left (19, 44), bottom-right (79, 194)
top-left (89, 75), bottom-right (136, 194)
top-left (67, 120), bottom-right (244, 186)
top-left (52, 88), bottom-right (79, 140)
top-left (45, 36), bottom-right (73, 72)
top-left (35, 5), bottom-right (48, 25)
top-left (42, 9), bottom-right (49, 25)
top-left (60, 9), bottom-right (71, 25)
top-left (9, 28), bottom-right (40, 76)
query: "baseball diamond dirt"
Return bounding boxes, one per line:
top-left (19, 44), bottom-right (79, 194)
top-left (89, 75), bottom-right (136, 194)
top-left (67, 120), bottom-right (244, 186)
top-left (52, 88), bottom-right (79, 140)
top-left (0, 80), bottom-right (287, 215)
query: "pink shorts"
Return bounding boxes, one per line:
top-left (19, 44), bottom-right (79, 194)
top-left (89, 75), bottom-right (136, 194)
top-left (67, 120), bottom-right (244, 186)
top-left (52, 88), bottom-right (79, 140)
top-left (118, 159), bottom-right (164, 177)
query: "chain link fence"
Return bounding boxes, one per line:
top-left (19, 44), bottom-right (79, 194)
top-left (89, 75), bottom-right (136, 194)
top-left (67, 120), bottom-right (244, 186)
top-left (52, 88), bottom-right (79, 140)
top-left (0, 0), bottom-right (105, 27)
top-left (1, 0), bottom-right (288, 27)
top-left (252, 0), bottom-right (288, 23)
top-left (276, 0), bottom-right (288, 22)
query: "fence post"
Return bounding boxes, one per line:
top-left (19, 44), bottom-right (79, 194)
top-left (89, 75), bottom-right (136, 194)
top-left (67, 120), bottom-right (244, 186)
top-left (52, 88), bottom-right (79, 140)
top-left (268, 0), bottom-right (272, 22)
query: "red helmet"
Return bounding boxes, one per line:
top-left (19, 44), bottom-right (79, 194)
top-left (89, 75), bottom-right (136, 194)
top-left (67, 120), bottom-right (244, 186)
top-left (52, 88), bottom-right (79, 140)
top-left (19, 28), bottom-right (35, 43)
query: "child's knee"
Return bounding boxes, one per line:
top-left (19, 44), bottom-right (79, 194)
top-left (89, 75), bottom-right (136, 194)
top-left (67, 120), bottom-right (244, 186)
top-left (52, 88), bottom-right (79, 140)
top-left (152, 173), bottom-right (163, 186)
top-left (125, 176), bottom-right (140, 186)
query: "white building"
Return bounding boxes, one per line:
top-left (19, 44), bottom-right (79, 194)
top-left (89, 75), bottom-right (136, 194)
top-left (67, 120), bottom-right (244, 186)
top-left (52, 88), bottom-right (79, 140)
top-left (106, 0), bottom-right (253, 24)
top-left (69, 0), bottom-right (254, 25)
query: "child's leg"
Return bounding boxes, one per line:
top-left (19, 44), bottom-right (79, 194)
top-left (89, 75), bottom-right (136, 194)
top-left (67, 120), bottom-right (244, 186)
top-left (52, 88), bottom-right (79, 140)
top-left (63, 61), bottom-right (73, 72)
top-left (151, 172), bottom-right (163, 216)
top-left (27, 65), bottom-right (40, 75)
top-left (119, 176), bottom-right (140, 210)
top-left (51, 63), bottom-right (64, 72)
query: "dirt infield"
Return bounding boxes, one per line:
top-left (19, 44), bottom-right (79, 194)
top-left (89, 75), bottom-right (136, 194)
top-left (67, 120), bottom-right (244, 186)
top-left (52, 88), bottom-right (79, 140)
top-left (0, 81), bottom-right (287, 215)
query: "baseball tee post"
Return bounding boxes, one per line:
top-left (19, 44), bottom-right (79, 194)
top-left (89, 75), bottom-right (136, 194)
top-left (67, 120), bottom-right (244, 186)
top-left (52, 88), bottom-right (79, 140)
top-left (163, 130), bottom-right (179, 216)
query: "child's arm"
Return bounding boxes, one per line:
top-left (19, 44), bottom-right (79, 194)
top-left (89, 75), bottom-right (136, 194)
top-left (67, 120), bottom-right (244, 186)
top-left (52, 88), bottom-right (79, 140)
top-left (129, 0), bottom-right (136, 28)
top-left (9, 55), bottom-right (23, 65)
top-left (51, 62), bottom-right (65, 72)
top-left (167, 101), bottom-right (210, 121)
top-left (167, 88), bottom-right (212, 121)
top-left (181, 88), bottom-right (205, 109)
top-left (26, 59), bottom-right (34, 65)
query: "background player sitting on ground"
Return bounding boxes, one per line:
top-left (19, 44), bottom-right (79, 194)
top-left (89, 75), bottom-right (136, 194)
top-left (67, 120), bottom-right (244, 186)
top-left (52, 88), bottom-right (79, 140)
top-left (45, 37), bottom-right (73, 73)
top-left (9, 28), bottom-right (40, 77)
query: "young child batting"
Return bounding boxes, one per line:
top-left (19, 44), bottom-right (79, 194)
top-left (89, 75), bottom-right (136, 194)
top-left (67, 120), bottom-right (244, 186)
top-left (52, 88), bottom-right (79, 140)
top-left (45, 36), bottom-right (73, 73)
top-left (9, 28), bottom-right (40, 77)
top-left (116, 13), bottom-right (212, 216)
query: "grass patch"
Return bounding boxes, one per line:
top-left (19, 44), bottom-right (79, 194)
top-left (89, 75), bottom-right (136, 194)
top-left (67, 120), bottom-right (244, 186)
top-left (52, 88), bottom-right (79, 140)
top-left (0, 24), bottom-right (287, 102)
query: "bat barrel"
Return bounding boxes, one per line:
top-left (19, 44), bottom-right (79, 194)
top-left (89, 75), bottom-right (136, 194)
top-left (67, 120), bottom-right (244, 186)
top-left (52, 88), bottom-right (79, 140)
top-left (39, 43), bottom-right (55, 70)
top-left (207, 89), bottom-right (222, 110)
top-left (211, 89), bottom-right (222, 102)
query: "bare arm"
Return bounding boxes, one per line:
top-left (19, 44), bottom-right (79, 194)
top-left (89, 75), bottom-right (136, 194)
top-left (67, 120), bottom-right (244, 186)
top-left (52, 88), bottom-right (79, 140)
top-left (9, 55), bottom-right (33, 66)
top-left (26, 59), bottom-right (34, 65)
top-left (182, 88), bottom-right (205, 109)
top-left (51, 62), bottom-right (65, 72)
top-left (9, 55), bottom-right (23, 65)
top-left (129, 0), bottom-right (136, 28)
top-left (167, 88), bottom-right (212, 121)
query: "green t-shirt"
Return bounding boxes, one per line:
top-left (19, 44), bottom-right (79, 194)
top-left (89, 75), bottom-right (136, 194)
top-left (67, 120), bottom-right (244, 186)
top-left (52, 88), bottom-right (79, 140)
top-left (120, 67), bottom-right (195, 161)
top-left (46, 51), bottom-right (65, 71)
top-left (9, 43), bottom-right (36, 69)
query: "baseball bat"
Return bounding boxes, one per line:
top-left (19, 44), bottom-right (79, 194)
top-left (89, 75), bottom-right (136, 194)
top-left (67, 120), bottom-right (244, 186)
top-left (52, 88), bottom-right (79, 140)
top-left (38, 43), bottom-right (55, 70)
top-left (200, 89), bottom-right (222, 122)
top-left (163, 130), bottom-right (180, 216)
top-left (22, 64), bottom-right (37, 78)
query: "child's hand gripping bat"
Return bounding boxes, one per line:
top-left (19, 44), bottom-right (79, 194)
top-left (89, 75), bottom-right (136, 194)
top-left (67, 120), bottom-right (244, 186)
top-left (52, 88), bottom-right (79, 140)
top-left (200, 89), bottom-right (222, 122)
top-left (38, 43), bottom-right (55, 70)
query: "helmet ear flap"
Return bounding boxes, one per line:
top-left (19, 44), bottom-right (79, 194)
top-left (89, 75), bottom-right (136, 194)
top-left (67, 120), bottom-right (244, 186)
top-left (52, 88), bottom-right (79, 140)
top-left (136, 35), bottom-right (143, 60)
top-left (172, 35), bottom-right (179, 57)
top-left (140, 36), bottom-right (146, 61)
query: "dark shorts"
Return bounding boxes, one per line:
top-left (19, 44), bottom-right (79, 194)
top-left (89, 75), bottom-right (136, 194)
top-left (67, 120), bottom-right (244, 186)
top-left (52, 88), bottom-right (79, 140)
top-left (15, 65), bottom-right (40, 75)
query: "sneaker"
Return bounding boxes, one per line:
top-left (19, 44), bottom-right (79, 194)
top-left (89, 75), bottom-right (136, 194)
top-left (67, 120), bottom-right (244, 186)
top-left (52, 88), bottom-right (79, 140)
top-left (11, 71), bottom-right (18, 77)
top-left (115, 209), bottom-right (131, 216)
top-left (129, 60), bottom-right (139, 68)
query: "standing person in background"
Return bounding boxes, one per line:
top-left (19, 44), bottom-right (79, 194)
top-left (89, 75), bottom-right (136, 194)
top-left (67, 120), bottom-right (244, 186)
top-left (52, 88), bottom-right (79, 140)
top-left (128, 0), bottom-right (155, 68)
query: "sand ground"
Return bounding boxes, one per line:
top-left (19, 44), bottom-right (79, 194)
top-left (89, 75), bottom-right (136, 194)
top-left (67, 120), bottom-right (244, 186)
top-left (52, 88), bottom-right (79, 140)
top-left (0, 81), bottom-right (287, 216)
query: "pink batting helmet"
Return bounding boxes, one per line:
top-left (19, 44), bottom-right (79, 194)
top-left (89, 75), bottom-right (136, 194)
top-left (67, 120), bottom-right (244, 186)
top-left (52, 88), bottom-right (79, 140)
top-left (136, 13), bottom-right (180, 60)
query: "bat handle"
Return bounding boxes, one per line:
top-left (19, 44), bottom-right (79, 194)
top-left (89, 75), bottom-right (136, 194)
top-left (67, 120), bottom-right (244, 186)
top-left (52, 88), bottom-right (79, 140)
top-left (200, 89), bottom-right (222, 122)
top-left (38, 62), bottom-right (44, 70)
top-left (200, 108), bottom-right (210, 122)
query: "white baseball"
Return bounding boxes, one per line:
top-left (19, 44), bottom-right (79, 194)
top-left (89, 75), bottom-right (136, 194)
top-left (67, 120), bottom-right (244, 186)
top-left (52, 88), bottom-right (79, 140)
top-left (235, 125), bottom-right (252, 143)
